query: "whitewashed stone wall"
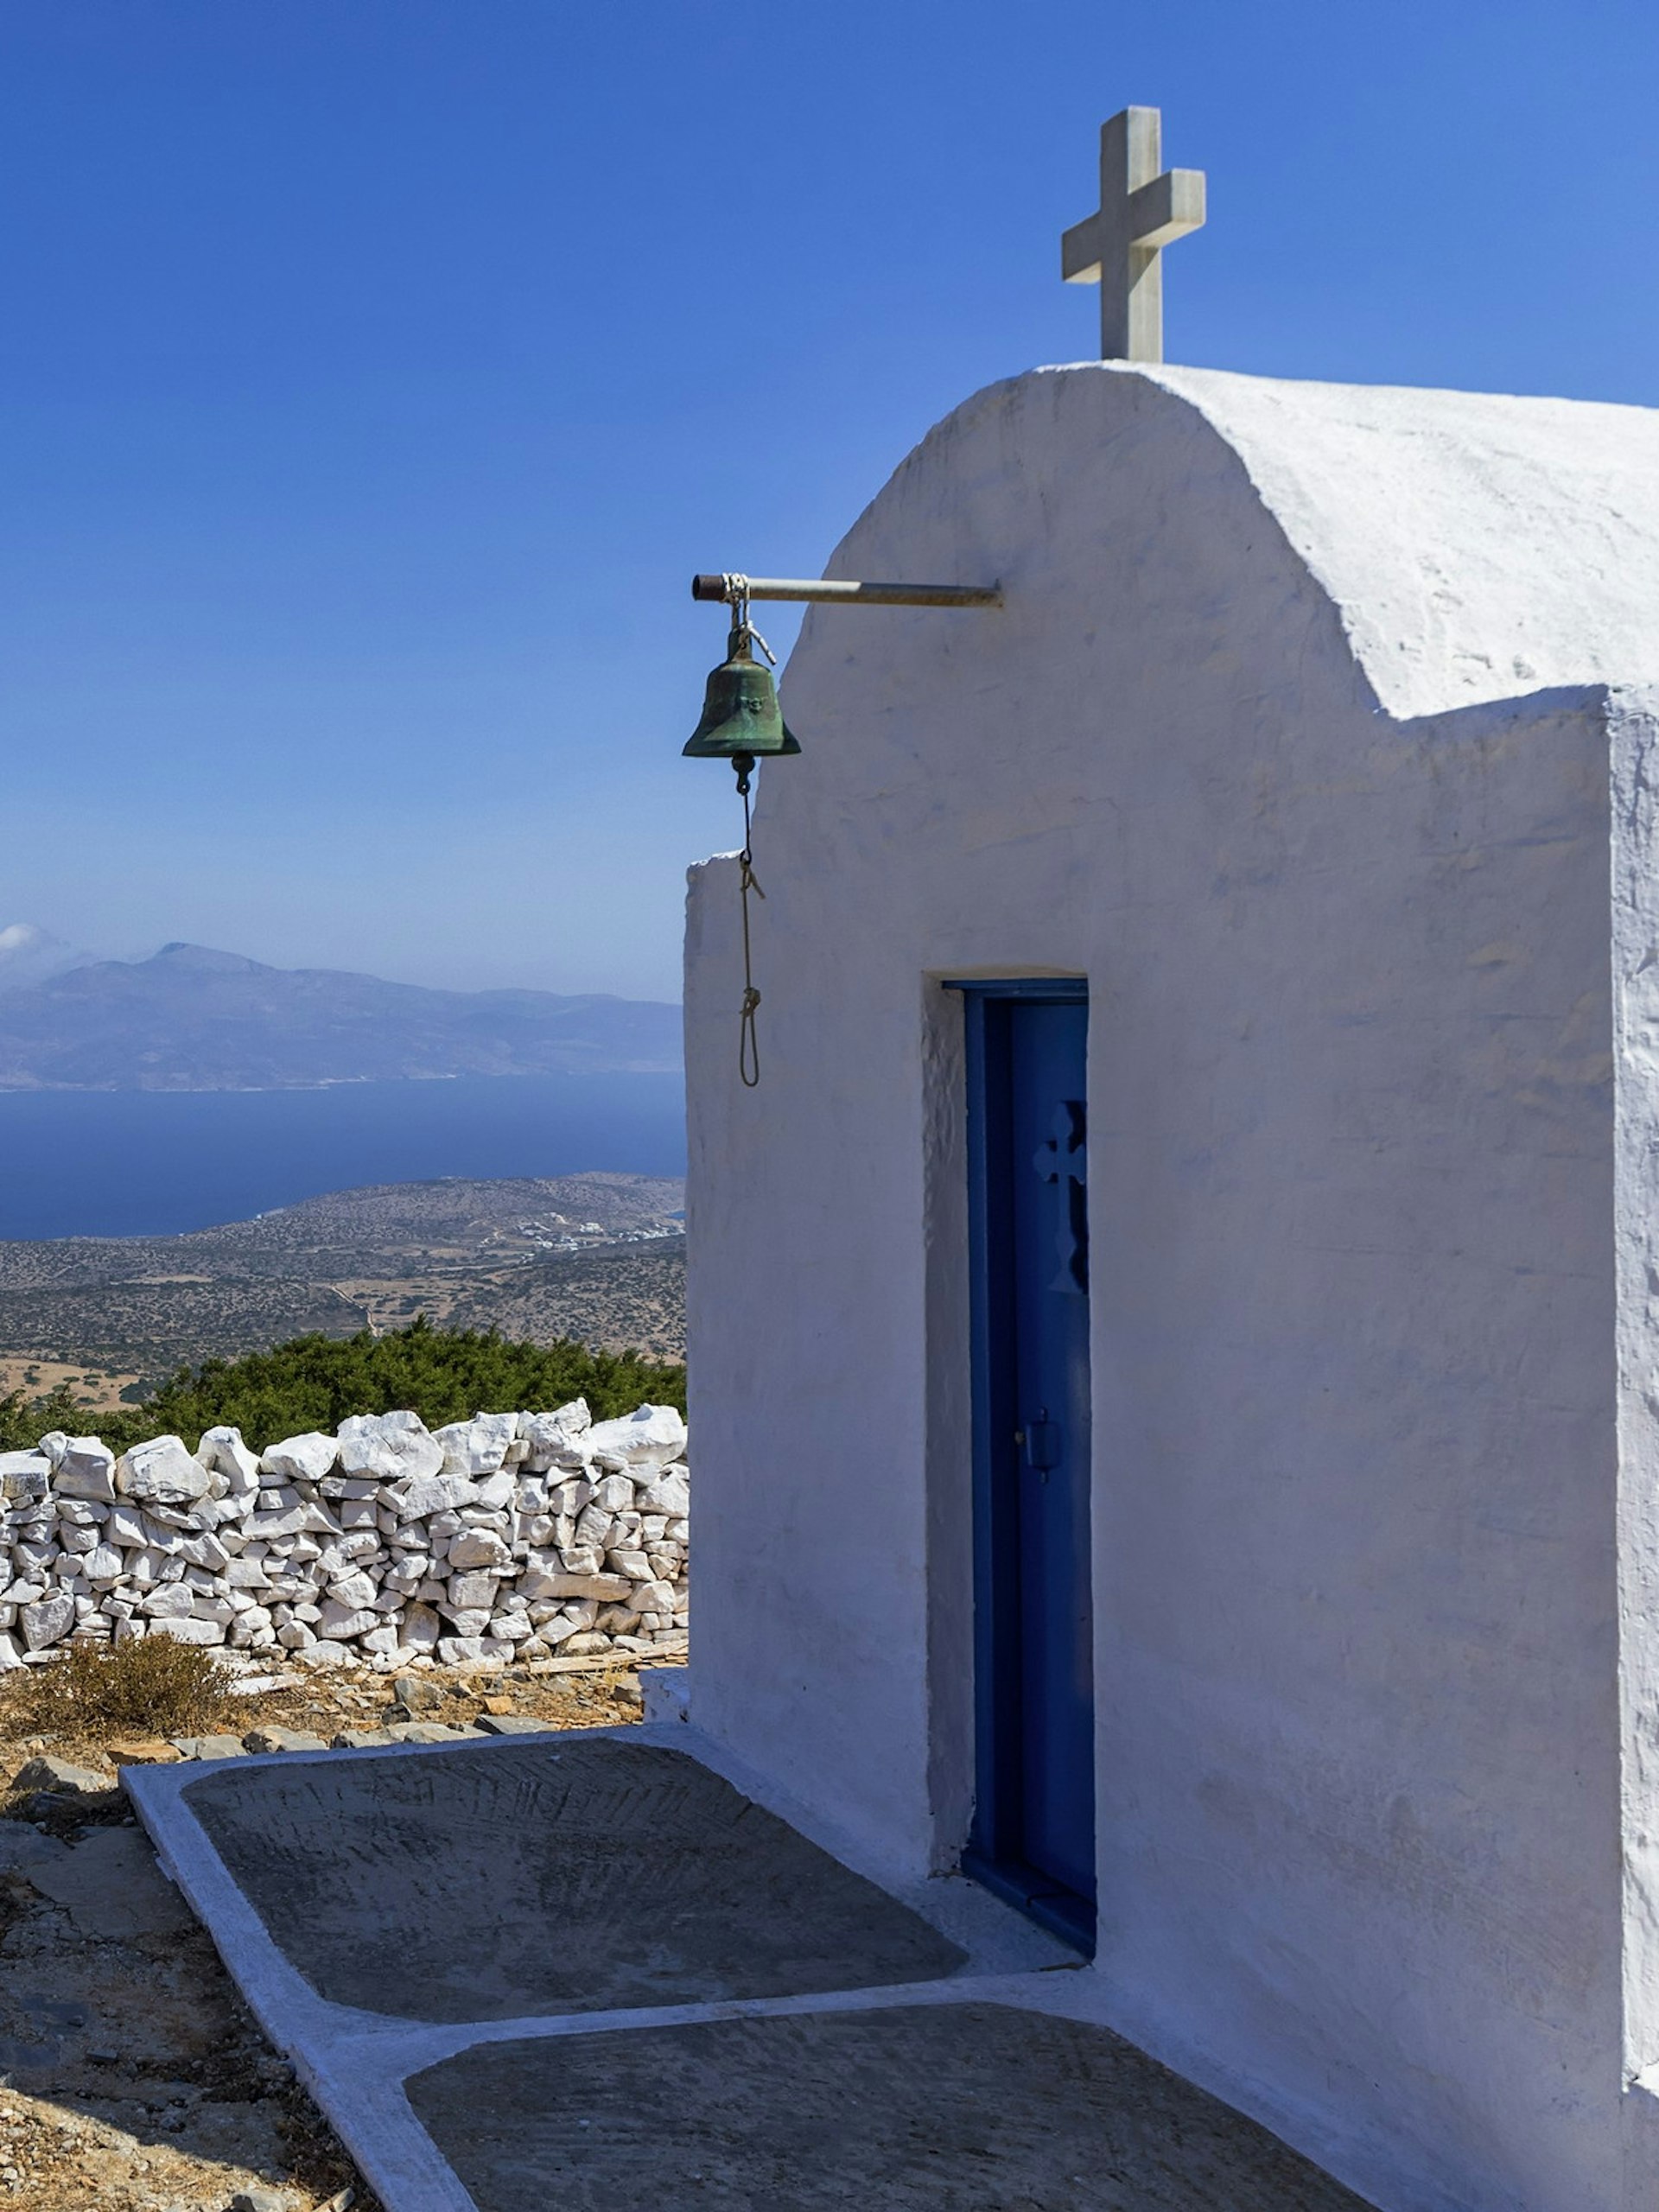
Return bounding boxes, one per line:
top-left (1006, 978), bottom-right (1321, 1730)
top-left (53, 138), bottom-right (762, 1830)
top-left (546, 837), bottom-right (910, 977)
top-left (0, 1401), bottom-right (689, 1673)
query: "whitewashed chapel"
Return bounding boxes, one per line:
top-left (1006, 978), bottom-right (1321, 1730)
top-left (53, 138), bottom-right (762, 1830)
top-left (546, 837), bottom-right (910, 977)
top-left (683, 108), bottom-right (1659, 2212)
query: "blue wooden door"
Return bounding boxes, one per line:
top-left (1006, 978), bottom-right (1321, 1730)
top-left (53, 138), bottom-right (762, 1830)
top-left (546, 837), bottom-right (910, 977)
top-left (957, 982), bottom-right (1095, 1947)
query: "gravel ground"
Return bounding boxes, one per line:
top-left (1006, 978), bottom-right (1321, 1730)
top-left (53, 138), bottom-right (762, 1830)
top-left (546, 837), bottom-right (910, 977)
top-left (0, 1658), bottom-right (655, 2210)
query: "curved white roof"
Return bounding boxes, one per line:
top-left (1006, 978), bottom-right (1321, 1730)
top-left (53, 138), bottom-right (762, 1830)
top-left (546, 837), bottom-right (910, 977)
top-left (908, 362), bottom-right (1659, 721)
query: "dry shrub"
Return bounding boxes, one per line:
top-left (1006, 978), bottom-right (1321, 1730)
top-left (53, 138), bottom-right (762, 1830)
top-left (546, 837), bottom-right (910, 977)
top-left (6, 1633), bottom-right (234, 1739)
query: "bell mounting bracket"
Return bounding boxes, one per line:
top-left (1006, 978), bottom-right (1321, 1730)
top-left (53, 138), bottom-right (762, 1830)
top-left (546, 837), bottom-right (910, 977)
top-left (692, 573), bottom-right (1002, 609)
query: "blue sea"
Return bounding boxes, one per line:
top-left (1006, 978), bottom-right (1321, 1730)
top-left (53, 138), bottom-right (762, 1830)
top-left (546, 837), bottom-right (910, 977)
top-left (0, 1075), bottom-right (687, 1242)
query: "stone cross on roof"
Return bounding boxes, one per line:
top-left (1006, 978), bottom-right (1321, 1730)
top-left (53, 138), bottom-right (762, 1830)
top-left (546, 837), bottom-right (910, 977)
top-left (1062, 107), bottom-right (1206, 363)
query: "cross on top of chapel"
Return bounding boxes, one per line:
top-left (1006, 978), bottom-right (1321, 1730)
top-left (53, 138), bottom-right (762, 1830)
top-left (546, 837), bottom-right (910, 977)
top-left (1062, 107), bottom-right (1206, 363)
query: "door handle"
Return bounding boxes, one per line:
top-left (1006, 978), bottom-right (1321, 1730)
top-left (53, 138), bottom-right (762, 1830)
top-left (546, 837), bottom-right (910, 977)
top-left (1019, 1409), bottom-right (1060, 1478)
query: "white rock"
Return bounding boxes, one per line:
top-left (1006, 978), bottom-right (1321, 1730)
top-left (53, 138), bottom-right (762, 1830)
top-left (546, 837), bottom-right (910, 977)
top-left (441, 1606), bottom-right (493, 1638)
top-left (522, 1403), bottom-right (594, 1470)
top-left (402, 1603), bottom-right (442, 1650)
top-left (391, 1470), bottom-right (480, 1520)
top-left (447, 1570), bottom-right (498, 1611)
top-left (143, 1584), bottom-right (197, 1619)
top-left (521, 1562), bottom-right (631, 1603)
top-left (639, 1470), bottom-right (690, 1520)
top-left (54, 1439), bottom-right (117, 1503)
top-left (151, 1617), bottom-right (226, 1645)
top-left (0, 1631), bottom-right (22, 1669)
top-left (225, 1557), bottom-right (271, 1588)
top-left (0, 1450), bottom-right (52, 1502)
top-left (116, 1436), bottom-right (212, 1507)
top-left (179, 1533), bottom-right (231, 1572)
top-left (318, 1600), bottom-right (378, 1641)
top-left (260, 1432), bottom-right (338, 1484)
top-left (246, 1496), bottom-right (316, 1541)
top-left (327, 1570), bottom-right (378, 1610)
top-left (583, 1405), bottom-right (687, 1471)
top-left (21, 1592), bottom-right (74, 1650)
top-left (81, 1545), bottom-right (124, 1585)
top-left (447, 1529), bottom-right (511, 1572)
top-left (631, 1580), bottom-right (677, 1615)
top-left (437, 1634), bottom-right (491, 1665)
top-left (337, 1411), bottom-right (443, 1484)
top-left (294, 1638), bottom-right (359, 1669)
top-left (196, 1426), bottom-right (263, 1494)
top-left (434, 1413), bottom-right (518, 1477)
top-left (360, 1625), bottom-right (400, 1657)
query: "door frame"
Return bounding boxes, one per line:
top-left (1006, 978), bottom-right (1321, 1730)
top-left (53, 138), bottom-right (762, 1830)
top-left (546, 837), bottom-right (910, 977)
top-left (945, 976), bottom-right (1095, 1951)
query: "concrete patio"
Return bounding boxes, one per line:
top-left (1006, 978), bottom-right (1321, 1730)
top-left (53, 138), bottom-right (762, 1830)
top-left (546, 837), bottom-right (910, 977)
top-left (124, 1726), bottom-right (1373, 2212)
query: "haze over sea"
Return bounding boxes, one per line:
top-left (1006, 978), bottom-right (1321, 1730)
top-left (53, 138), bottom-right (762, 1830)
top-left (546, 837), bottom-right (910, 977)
top-left (0, 1074), bottom-right (687, 1242)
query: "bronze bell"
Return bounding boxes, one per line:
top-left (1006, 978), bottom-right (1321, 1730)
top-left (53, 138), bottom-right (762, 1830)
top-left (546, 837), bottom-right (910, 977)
top-left (683, 627), bottom-right (802, 760)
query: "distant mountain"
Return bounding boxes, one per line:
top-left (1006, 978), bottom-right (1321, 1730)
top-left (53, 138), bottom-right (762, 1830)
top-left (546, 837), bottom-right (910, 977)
top-left (0, 922), bottom-right (93, 995)
top-left (0, 939), bottom-right (682, 1091)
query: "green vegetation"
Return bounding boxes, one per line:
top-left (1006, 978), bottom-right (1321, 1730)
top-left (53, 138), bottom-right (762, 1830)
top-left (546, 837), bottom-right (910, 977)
top-left (0, 1316), bottom-right (686, 1455)
top-left (4, 1634), bottom-right (233, 1741)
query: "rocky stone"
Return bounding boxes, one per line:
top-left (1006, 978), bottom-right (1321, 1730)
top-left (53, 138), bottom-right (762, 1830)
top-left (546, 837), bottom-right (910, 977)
top-left (318, 1599), bottom-right (379, 1641)
top-left (402, 1602), bottom-right (442, 1651)
top-left (435, 1412), bottom-right (518, 1476)
top-left (0, 1449), bottom-right (50, 1503)
top-left (447, 1528), bottom-right (511, 1572)
top-left (116, 1434), bottom-right (212, 1507)
top-left (337, 1409), bottom-right (445, 1484)
top-left (53, 1437), bottom-right (118, 1502)
top-left (392, 1673), bottom-right (444, 1713)
top-left (196, 1423), bottom-right (263, 1493)
top-left (143, 1583), bottom-right (198, 1619)
top-left (27, 1823), bottom-right (198, 1939)
top-left (260, 1431), bottom-right (339, 1483)
top-left (175, 1734), bottom-right (249, 1760)
top-left (391, 1468), bottom-right (480, 1520)
top-left (107, 1736), bottom-right (184, 1764)
top-left (639, 1468), bottom-right (691, 1519)
top-left (244, 1726), bottom-right (329, 1754)
top-left (584, 1403), bottom-right (687, 1470)
top-left (152, 1616), bottom-right (227, 1645)
top-left (20, 1590), bottom-right (74, 1650)
top-left (11, 1752), bottom-right (111, 1795)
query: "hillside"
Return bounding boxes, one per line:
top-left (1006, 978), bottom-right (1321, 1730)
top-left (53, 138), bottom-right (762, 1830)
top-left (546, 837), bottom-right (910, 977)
top-left (0, 1174), bottom-right (686, 1402)
top-left (0, 939), bottom-right (681, 1090)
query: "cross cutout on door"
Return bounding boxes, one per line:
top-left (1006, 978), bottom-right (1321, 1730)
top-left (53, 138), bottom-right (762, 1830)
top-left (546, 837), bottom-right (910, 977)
top-left (1034, 1098), bottom-right (1089, 1295)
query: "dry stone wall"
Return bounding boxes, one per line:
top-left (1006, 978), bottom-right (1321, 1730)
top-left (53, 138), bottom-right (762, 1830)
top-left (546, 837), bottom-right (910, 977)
top-left (0, 1401), bottom-right (689, 1673)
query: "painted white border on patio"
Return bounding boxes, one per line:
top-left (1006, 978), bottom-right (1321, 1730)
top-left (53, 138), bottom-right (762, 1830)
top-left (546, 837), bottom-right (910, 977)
top-left (124, 1721), bottom-right (1080, 2212)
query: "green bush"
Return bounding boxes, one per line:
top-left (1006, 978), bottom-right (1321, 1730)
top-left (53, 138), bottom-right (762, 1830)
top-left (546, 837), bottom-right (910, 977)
top-left (0, 1317), bottom-right (685, 1455)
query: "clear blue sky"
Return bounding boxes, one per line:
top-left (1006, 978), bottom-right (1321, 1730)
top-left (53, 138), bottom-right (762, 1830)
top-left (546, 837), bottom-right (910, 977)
top-left (3, 0), bottom-right (1655, 1000)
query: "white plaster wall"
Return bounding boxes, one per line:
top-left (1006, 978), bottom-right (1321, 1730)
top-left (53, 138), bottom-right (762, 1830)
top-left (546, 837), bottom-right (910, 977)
top-left (683, 365), bottom-right (1659, 2211)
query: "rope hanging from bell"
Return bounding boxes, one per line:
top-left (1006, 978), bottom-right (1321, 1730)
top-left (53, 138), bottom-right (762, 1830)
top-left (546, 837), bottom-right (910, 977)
top-left (683, 575), bottom-right (801, 1086)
